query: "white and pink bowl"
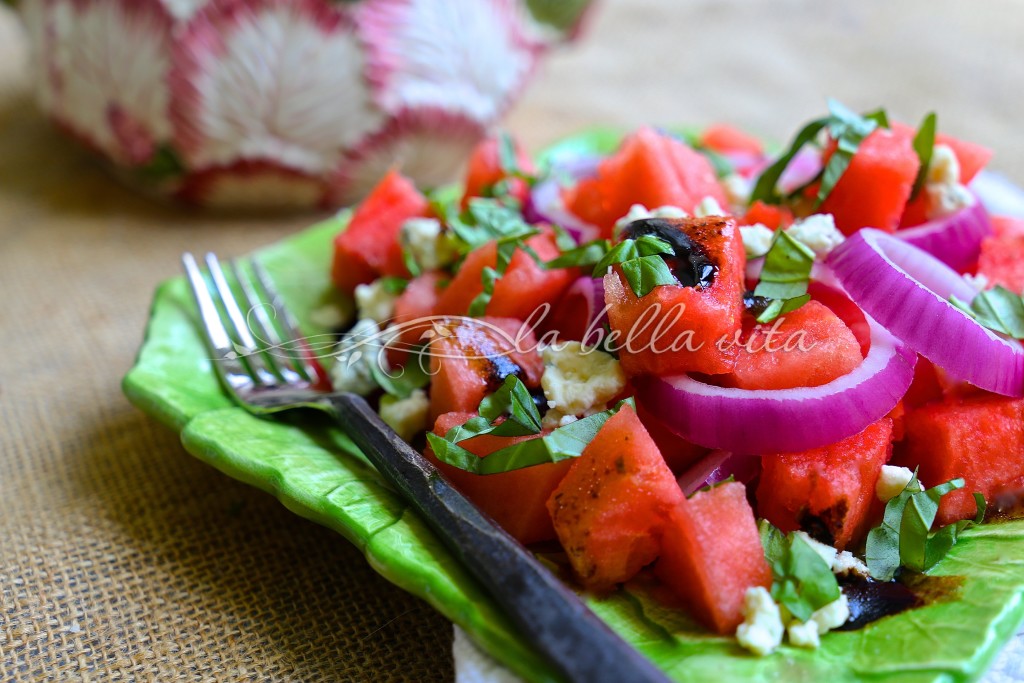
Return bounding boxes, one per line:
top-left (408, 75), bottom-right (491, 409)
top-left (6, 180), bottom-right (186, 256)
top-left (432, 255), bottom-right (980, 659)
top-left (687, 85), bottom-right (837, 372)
top-left (18, 0), bottom-right (587, 209)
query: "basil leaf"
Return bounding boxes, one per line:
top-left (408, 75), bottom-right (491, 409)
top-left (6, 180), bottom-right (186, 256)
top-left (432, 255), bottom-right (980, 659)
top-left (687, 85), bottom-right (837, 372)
top-left (813, 100), bottom-right (885, 209)
top-left (634, 234), bottom-right (674, 258)
top-left (750, 117), bottom-right (830, 205)
top-left (752, 230), bottom-right (815, 322)
top-left (427, 399), bottom-right (634, 475)
top-left (545, 239), bottom-right (611, 270)
top-left (467, 266), bottom-right (500, 317)
top-left (369, 348), bottom-right (431, 399)
top-left (477, 375), bottom-right (543, 436)
top-left (951, 286), bottom-right (1024, 339)
top-left (498, 131), bottom-right (520, 176)
top-left (620, 255), bottom-right (678, 298)
top-left (759, 521), bottom-right (840, 623)
top-left (866, 473), bottom-right (985, 581)
top-left (911, 112), bottom-right (938, 199)
top-left (592, 239), bottom-right (641, 276)
top-left (377, 276), bottom-right (409, 295)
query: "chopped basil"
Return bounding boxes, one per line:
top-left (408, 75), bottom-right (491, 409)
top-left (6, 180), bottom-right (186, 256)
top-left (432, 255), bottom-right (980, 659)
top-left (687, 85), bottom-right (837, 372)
top-left (950, 286), bottom-right (1024, 339)
top-left (369, 346), bottom-right (431, 399)
top-left (759, 521), bottom-right (841, 623)
top-left (377, 276), bottom-right (409, 295)
top-left (865, 472), bottom-right (986, 581)
top-left (544, 239), bottom-right (612, 270)
top-left (467, 266), bottom-right (501, 317)
top-left (619, 255), bottom-right (678, 296)
top-left (751, 99), bottom-right (890, 208)
top-left (911, 112), bottom-right (938, 199)
top-left (752, 230), bottom-right (815, 323)
top-left (426, 378), bottom-right (635, 475)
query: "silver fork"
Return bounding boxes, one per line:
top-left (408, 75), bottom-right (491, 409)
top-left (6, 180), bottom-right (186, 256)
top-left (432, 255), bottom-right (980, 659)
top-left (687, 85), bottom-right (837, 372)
top-left (182, 252), bottom-right (671, 683)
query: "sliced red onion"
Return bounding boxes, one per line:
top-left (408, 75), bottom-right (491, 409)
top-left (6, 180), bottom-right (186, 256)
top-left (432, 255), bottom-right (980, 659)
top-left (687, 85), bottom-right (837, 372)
top-left (827, 228), bottom-right (1024, 397)
top-left (971, 170), bottom-right (1024, 219)
top-left (547, 276), bottom-right (608, 346)
top-left (779, 148), bottom-right (823, 194)
top-left (896, 199), bottom-right (992, 271)
top-left (676, 451), bottom-right (761, 497)
top-left (528, 154), bottom-right (602, 242)
top-left (637, 314), bottom-right (916, 453)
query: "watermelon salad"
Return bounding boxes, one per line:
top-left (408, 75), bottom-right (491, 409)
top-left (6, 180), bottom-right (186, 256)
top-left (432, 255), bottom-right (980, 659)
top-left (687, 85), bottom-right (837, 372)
top-left (322, 100), bottom-right (1024, 656)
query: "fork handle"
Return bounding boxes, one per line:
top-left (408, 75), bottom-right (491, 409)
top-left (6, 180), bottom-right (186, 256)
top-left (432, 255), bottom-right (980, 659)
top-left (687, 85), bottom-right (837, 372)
top-left (328, 394), bottom-right (672, 683)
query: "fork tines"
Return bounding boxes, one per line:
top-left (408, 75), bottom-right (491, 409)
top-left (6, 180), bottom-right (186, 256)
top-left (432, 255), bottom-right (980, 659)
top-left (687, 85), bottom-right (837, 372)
top-left (182, 252), bottom-right (321, 392)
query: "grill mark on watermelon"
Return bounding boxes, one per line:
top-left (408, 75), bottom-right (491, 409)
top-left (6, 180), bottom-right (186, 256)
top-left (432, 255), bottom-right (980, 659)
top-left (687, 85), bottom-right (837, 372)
top-left (798, 499), bottom-right (849, 547)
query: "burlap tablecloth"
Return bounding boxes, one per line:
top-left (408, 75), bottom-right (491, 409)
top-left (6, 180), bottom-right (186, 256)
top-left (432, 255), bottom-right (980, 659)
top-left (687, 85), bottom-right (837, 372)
top-left (2, 1), bottom-right (1023, 681)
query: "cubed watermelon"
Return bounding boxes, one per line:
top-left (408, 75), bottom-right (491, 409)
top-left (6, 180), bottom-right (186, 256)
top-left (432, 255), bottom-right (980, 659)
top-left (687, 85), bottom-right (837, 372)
top-left (425, 412), bottom-right (571, 545)
top-left (739, 201), bottom-right (793, 229)
top-left (699, 124), bottom-right (764, 156)
top-left (563, 127), bottom-right (728, 238)
top-left (547, 405), bottom-right (684, 590)
top-left (978, 216), bottom-right (1024, 294)
top-left (387, 272), bottom-right (446, 367)
top-left (604, 216), bottom-right (745, 377)
top-left (433, 230), bottom-right (575, 320)
top-left (898, 395), bottom-right (1024, 526)
top-left (461, 136), bottom-right (535, 210)
top-left (724, 301), bottom-right (863, 390)
top-left (757, 418), bottom-right (893, 549)
top-left (635, 402), bottom-right (709, 475)
top-left (428, 317), bottom-right (542, 420)
top-left (331, 169), bottom-right (428, 293)
top-left (818, 128), bottom-right (920, 235)
top-left (656, 482), bottom-right (772, 634)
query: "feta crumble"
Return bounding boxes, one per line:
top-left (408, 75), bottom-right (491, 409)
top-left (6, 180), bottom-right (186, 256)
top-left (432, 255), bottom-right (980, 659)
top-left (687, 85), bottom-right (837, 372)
top-left (722, 173), bottom-right (752, 211)
top-left (786, 593), bottom-right (851, 649)
top-left (355, 279), bottom-right (399, 324)
top-left (794, 531), bottom-right (838, 567)
top-left (924, 144), bottom-right (976, 219)
top-left (963, 272), bottom-right (990, 293)
top-left (540, 342), bottom-right (625, 425)
top-left (330, 319), bottom-right (386, 396)
top-left (740, 223), bottom-right (775, 258)
top-left (736, 587), bottom-right (785, 656)
top-left (876, 464), bottom-right (921, 502)
top-left (785, 213), bottom-right (845, 258)
top-left (613, 203), bottom-right (689, 238)
top-left (379, 389), bottom-right (430, 442)
top-left (400, 217), bottom-right (456, 272)
top-left (794, 531), bottom-right (869, 579)
top-left (693, 196), bottom-right (727, 218)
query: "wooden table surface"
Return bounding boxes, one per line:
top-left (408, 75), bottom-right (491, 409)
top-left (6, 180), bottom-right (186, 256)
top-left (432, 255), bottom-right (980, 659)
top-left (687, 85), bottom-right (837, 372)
top-left (1, 1), bottom-right (1022, 681)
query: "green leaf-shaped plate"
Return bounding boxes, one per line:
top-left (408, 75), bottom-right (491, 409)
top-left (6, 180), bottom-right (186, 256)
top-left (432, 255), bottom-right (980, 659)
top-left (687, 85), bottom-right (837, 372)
top-left (123, 129), bottom-right (1024, 683)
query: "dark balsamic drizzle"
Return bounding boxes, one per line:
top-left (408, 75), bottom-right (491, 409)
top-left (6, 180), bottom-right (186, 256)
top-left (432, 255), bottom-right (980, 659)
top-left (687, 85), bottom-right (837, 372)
top-left (623, 218), bottom-right (717, 289)
top-left (837, 573), bottom-right (964, 631)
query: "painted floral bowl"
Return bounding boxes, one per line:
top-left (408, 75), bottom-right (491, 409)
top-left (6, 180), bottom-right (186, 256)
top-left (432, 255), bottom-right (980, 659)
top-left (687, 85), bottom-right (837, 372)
top-left (17, 0), bottom-right (587, 209)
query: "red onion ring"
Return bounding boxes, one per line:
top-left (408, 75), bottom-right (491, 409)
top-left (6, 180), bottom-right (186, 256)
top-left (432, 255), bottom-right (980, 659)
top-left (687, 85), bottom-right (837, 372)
top-left (827, 228), bottom-right (1024, 397)
top-left (528, 154), bottom-right (602, 242)
top-left (637, 313), bottom-right (916, 453)
top-left (896, 199), bottom-right (992, 272)
top-left (676, 451), bottom-right (761, 496)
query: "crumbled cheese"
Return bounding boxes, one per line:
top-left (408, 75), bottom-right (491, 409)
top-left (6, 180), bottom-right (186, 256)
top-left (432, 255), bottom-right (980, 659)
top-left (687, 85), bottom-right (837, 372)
top-left (797, 531), bottom-right (869, 579)
top-left (308, 302), bottom-right (351, 330)
top-left (876, 464), bottom-right (921, 501)
top-left (540, 341), bottom-right (625, 418)
top-left (740, 223), bottom-right (775, 258)
top-left (963, 272), bottom-right (990, 293)
top-left (330, 319), bottom-right (385, 396)
top-left (924, 144), bottom-right (977, 219)
top-left (613, 203), bottom-right (689, 238)
top-left (400, 217), bottom-right (456, 272)
top-left (785, 213), bottom-right (845, 258)
top-left (787, 593), bottom-right (850, 649)
top-left (693, 196), bottom-right (727, 218)
top-left (379, 389), bottom-right (430, 442)
top-left (736, 587), bottom-right (785, 656)
top-left (794, 531), bottom-right (838, 568)
top-left (832, 550), bottom-right (870, 579)
top-left (354, 279), bottom-right (400, 324)
top-left (722, 173), bottom-right (752, 210)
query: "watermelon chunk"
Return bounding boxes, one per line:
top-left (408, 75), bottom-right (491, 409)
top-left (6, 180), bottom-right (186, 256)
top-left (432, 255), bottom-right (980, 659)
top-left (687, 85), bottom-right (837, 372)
top-left (936, 132), bottom-right (992, 185)
top-left (757, 418), bottom-right (893, 549)
top-left (331, 169), bottom-right (428, 293)
top-left (656, 482), bottom-right (772, 634)
top-left (428, 317), bottom-right (542, 420)
top-left (461, 135), bottom-right (535, 210)
top-left (604, 216), bottom-right (745, 377)
top-left (818, 128), bottom-right (920, 235)
top-left (699, 123), bottom-right (764, 156)
top-left (547, 405), bottom-right (684, 590)
top-left (725, 301), bottom-right (863, 390)
top-left (635, 402), bottom-right (709, 475)
top-left (563, 127), bottom-right (727, 238)
top-left (739, 200), bottom-right (793, 229)
top-left (433, 230), bottom-right (575, 319)
top-left (387, 272), bottom-right (446, 367)
top-left (898, 395), bottom-right (1024, 526)
top-left (425, 412), bottom-right (570, 544)
top-left (978, 216), bottom-right (1024, 294)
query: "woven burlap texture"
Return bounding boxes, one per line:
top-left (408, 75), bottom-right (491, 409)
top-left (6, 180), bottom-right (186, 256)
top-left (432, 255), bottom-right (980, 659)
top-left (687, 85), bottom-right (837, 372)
top-left (2, 1), bottom-right (1023, 681)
